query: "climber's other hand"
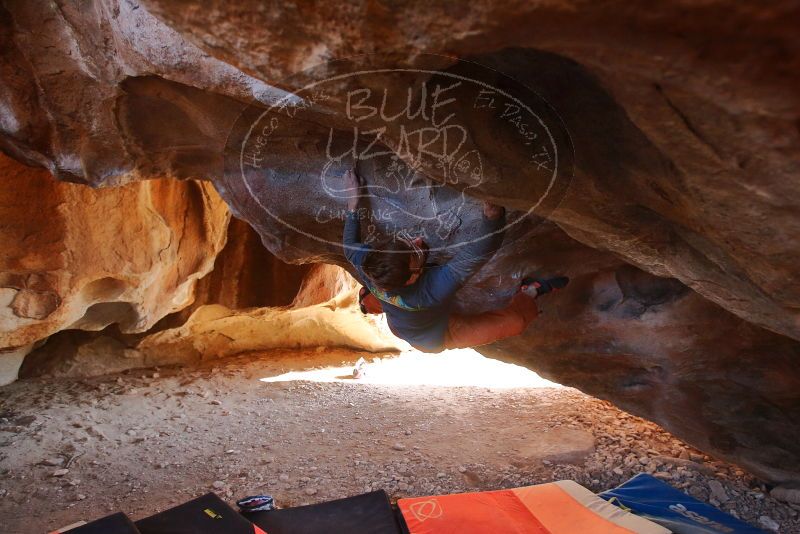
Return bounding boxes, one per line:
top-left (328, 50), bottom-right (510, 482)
top-left (482, 201), bottom-right (505, 221)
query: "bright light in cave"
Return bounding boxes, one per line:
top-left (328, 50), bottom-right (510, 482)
top-left (259, 348), bottom-right (563, 389)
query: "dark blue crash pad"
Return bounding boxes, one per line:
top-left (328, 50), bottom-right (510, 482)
top-left (600, 473), bottom-right (766, 534)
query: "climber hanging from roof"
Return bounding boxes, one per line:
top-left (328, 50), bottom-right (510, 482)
top-left (341, 168), bottom-right (569, 353)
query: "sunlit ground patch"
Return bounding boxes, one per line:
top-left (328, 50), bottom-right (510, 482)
top-left (260, 348), bottom-right (562, 388)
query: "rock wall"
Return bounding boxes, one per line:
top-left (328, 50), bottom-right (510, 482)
top-left (152, 217), bottom-right (313, 331)
top-left (1, 0), bottom-right (800, 483)
top-left (20, 263), bottom-right (403, 379)
top-left (471, 221), bottom-right (800, 484)
top-left (0, 154), bottom-right (229, 384)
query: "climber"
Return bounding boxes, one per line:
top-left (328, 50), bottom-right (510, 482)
top-left (341, 168), bottom-right (568, 352)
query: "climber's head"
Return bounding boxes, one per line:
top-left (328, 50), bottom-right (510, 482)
top-left (362, 237), bottom-right (426, 291)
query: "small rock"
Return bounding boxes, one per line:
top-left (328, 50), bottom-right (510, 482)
top-left (305, 487), bottom-right (318, 496)
top-left (212, 481), bottom-right (226, 489)
top-left (279, 474), bottom-right (290, 482)
top-left (42, 458), bottom-right (64, 467)
top-left (708, 480), bottom-right (729, 503)
top-left (76, 494), bottom-right (86, 501)
top-left (16, 415), bottom-right (36, 426)
top-left (758, 516), bottom-right (780, 532)
top-left (771, 484), bottom-right (800, 504)
top-left (391, 443), bottom-right (406, 451)
top-left (52, 469), bottom-right (69, 477)
top-left (613, 467), bottom-right (624, 476)
top-left (210, 400), bottom-right (222, 406)
top-left (458, 466), bottom-right (467, 473)
top-left (87, 426), bottom-right (108, 440)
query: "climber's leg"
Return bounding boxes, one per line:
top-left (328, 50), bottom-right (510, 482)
top-left (443, 292), bottom-right (539, 349)
top-left (441, 276), bottom-right (570, 349)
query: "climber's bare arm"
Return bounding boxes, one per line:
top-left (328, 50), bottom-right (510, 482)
top-left (343, 168), bottom-right (362, 211)
top-left (342, 169), bottom-right (366, 262)
top-left (482, 200), bottom-right (505, 221)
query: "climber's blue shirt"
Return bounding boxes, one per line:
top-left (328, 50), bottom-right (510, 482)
top-left (342, 210), bottom-right (504, 352)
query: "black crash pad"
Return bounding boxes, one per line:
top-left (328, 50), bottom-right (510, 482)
top-left (136, 493), bottom-right (261, 534)
top-left (247, 490), bottom-right (402, 534)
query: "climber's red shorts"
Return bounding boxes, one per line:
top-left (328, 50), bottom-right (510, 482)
top-left (359, 287), bottom-right (538, 351)
top-left (442, 292), bottom-right (539, 350)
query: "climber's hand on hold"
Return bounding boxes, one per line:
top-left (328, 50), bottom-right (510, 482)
top-left (482, 201), bottom-right (505, 221)
top-left (344, 169), bottom-right (362, 211)
top-left (521, 276), bottom-right (570, 298)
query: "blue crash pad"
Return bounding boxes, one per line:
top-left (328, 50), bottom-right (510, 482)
top-left (600, 473), bottom-right (766, 534)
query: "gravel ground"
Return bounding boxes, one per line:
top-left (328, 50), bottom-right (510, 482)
top-left (0, 348), bottom-right (797, 533)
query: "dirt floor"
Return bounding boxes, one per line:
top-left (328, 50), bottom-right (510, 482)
top-left (0, 348), bottom-right (797, 533)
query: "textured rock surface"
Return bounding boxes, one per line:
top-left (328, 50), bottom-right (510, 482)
top-left (21, 264), bottom-right (403, 378)
top-left (137, 0), bottom-right (800, 341)
top-left (2, 0), bottom-right (798, 340)
top-left (16, 210), bottom-right (353, 379)
top-left (152, 217), bottom-right (313, 331)
top-left (136, 274), bottom-right (403, 365)
top-left (474, 222), bottom-right (800, 484)
top-left (1, 0), bottom-right (800, 483)
top-left (0, 154), bottom-right (229, 383)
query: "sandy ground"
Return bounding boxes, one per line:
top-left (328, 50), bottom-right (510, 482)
top-left (0, 348), bottom-right (797, 533)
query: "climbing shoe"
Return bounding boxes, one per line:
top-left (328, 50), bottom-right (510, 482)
top-left (521, 276), bottom-right (569, 296)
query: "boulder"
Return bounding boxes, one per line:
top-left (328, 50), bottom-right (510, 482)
top-left (0, 154), bottom-right (229, 383)
top-left (136, 288), bottom-right (403, 365)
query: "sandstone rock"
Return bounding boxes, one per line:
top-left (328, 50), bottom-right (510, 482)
top-left (158, 217), bottom-right (313, 331)
top-left (136, 280), bottom-right (404, 365)
top-left (771, 485), bottom-right (800, 505)
top-left (19, 213), bottom-right (318, 380)
top-left (708, 480), bottom-right (730, 504)
top-left (3, 0), bottom-right (797, 340)
top-left (478, 226), bottom-right (800, 483)
top-left (20, 335), bottom-right (146, 380)
top-left (0, 155), bottom-right (229, 383)
top-left (138, 0), bottom-right (800, 342)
